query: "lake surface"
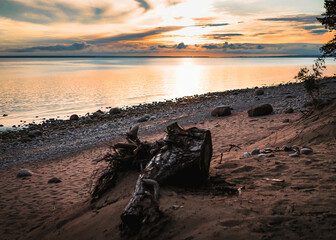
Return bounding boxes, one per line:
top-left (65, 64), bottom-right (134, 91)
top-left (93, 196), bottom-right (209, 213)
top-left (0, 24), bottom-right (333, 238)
top-left (0, 57), bottom-right (335, 128)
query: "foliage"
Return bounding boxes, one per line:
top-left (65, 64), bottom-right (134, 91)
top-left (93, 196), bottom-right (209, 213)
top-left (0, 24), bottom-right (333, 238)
top-left (294, 58), bottom-right (326, 100)
top-left (317, 0), bottom-right (336, 57)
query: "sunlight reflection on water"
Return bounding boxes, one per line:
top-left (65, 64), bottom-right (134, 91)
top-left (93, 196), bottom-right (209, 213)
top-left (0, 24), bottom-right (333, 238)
top-left (0, 57), bottom-right (335, 127)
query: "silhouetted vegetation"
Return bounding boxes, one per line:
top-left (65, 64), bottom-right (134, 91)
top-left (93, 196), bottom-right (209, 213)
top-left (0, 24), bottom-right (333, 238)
top-left (317, 0), bottom-right (336, 58)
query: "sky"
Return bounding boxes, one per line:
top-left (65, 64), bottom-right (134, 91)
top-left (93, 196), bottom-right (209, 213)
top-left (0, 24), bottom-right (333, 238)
top-left (0, 0), bottom-right (332, 57)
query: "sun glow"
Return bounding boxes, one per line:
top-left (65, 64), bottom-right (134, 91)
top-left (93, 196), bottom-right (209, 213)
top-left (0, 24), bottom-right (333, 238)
top-left (173, 58), bottom-right (203, 97)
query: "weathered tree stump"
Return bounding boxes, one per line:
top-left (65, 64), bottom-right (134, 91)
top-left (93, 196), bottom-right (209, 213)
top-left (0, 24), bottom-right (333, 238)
top-left (121, 122), bottom-right (212, 231)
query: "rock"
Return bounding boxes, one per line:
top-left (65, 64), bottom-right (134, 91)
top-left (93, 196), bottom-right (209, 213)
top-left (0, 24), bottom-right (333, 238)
top-left (149, 115), bottom-right (156, 121)
top-left (258, 153), bottom-right (267, 159)
top-left (283, 145), bottom-right (292, 151)
top-left (283, 119), bottom-right (290, 123)
top-left (17, 169), bottom-right (33, 177)
top-left (254, 89), bottom-right (264, 96)
top-left (69, 114), bottom-right (79, 121)
top-left (263, 148), bottom-right (273, 153)
top-left (301, 147), bottom-right (313, 155)
top-left (284, 108), bottom-right (294, 114)
top-left (248, 104), bottom-right (273, 117)
top-left (137, 114), bottom-right (150, 122)
top-left (268, 154), bottom-right (275, 157)
top-left (243, 152), bottom-right (251, 158)
top-left (28, 130), bottom-right (42, 138)
top-left (211, 106), bottom-right (231, 117)
top-left (109, 108), bottom-right (121, 114)
top-left (92, 110), bottom-right (103, 118)
top-left (289, 153), bottom-right (300, 158)
top-left (251, 148), bottom-right (260, 155)
top-left (0, 124), bottom-right (3, 127)
top-left (48, 177), bottom-right (62, 184)
top-left (3, 114), bottom-right (8, 117)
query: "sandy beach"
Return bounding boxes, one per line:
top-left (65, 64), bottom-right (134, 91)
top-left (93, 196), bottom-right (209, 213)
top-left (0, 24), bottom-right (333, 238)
top-left (1, 78), bottom-right (336, 240)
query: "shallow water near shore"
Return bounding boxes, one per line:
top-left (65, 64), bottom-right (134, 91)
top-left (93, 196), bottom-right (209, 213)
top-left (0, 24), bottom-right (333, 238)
top-left (0, 57), bottom-right (335, 128)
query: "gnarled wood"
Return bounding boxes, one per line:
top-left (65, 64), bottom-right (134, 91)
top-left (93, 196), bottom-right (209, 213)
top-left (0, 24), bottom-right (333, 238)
top-left (121, 122), bottom-right (212, 231)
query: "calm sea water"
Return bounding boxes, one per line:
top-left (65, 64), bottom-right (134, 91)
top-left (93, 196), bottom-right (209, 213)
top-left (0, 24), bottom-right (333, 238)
top-left (0, 57), bottom-right (335, 128)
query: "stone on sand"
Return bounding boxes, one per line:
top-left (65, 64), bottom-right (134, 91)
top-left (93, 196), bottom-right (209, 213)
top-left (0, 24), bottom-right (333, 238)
top-left (48, 177), bottom-right (62, 184)
top-left (248, 104), bottom-right (273, 117)
top-left (109, 108), bottom-right (121, 114)
top-left (69, 114), bottom-right (79, 121)
top-left (211, 106), bottom-right (231, 117)
top-left (301, 147), bottom-right (313, 155)
top-left (17, 169), bottom-right (33, 177)
top-left (251, 148), bottom-right (260, 155)
top-left (254, 89), bottom-right (264, 96)
top-left (243, 152), bottom-right (251, 158)
top-left (28, 130), bottom-right (42, 138)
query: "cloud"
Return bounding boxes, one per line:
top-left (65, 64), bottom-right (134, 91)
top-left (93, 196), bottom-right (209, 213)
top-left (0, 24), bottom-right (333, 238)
top-left (176, 42), bottom-right (187, 49)
top-left (202, 44), bottom-right (220, 50)
top-left (205, 33), bottom-right (244, 40)
top-left (259, 14), bottom-right (320, 24)
top-left (88, 26), bottom-right (183, 44)
top-left (7, 42), bottom-right (90, 52)
top-left (166, 0), bottom-right (186, 6)
top-left (135, 0), bottom-right (151, 11)
top-left (310, 29), bottom-right (329, 35)
top-left (198, 23), bottom-right (230, 28)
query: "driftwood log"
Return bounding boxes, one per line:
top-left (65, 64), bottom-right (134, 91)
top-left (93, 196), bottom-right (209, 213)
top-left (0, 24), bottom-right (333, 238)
top-left (120, 122), bottom-right (212, 231)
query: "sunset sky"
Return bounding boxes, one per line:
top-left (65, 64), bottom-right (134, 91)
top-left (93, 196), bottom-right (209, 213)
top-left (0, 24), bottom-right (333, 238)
top-left (0, 0), bottom-right (332, 56)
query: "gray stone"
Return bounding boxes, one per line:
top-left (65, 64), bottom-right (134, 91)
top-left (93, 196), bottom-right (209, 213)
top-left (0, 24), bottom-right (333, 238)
top-left (248, 104), bottom-right (273, 117)
top-left (284, 108), bottom-right (294, 114)
top-left (254, 89), bottom-right (264, 96)
top-left (137, 114), bottom-right (150, 122)
top-left (109, 108), bottom-right (121, 114)
top-left (251, 148), bottom-right (260, 155)
top-left (28, 130), bottom-right (42, 138)
top-left (289, 153), bottom-right (300, 158)
top-left (17, 169), bottom-right (33, 177)
top-left (263, 148), bottom-right (273, 153)
top-left (211, 106), bottom-right (231, 117)
top-left (48, 177), bottom-right (62, 184)
top-left (69, 114), bottom-right (79, 121)
top-left (258, 153), bottom-right (267, 159)
top-left (243, 152), bottom-right (251, 158)
top-left (301, 147), bottom-right (313, 155)
top-left (283, 145), bottom-right (292, 151)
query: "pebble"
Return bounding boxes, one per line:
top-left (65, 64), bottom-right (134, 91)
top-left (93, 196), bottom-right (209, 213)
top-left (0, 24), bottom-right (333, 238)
top-left (48, 177), bottom-right (62, 184)
top-left (243, 152), bottom-right (251, 158)
top-left (283, 145), bottom-right (292, 151)
top-left (251, 148), bottom-right (260, 155)
top-left (17, 169), bottom-right (33, 177)
top-left (254, 89), bottom-right (264, 96)
top-left (28, 130), bottom-right (42, 138)
top-left (137, 114), bottom-right (150, 122)
top-left (301, 147), bottom-right (313, 155)
top-left (3, 114), bottom-right (8, 117)
top-left (263, 148), bottom-right (273, 153)
top-left (70, 114), bottom-right (79, 121)
top-left (109, 108), bottom-right (121, 114)
top-left (284, 108), bottom-right (294, 114)
top-left (258, 153), bottom-right (267, 159)
top-left (289, 153), bottom-right (300, 158)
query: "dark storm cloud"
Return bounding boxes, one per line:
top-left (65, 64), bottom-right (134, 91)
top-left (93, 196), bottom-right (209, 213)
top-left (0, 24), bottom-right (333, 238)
top-left (135, 0), bottom-right (151, 11)
top-left (88, 26), bottom-right (183, 44)
top-left (202, 44), bottom-right (220, 50)
top-left (7, 42), bottom-right (90, 52)
top-left (259, 14), bottom-right (320, 24)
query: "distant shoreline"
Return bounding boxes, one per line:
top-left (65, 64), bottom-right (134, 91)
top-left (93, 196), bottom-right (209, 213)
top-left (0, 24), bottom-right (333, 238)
top-left (0, 55), bottom-right (325, 58)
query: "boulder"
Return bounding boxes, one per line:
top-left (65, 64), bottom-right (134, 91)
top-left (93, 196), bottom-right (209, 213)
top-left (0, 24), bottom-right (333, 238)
top-left (248, 104), bottom-right (273, 117)
top-left (254, 89), bottom-right (264, 96)
top-left (17, 169), bottom-right (33, 177)
top-left (109, 108), bottom-right (121, 114)
top-left (211, 106), bottom-right (231, 117)
top-left (28, 130), bottom-right (42, 138)
top-left (69, 114), bottom-right (79, 121)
